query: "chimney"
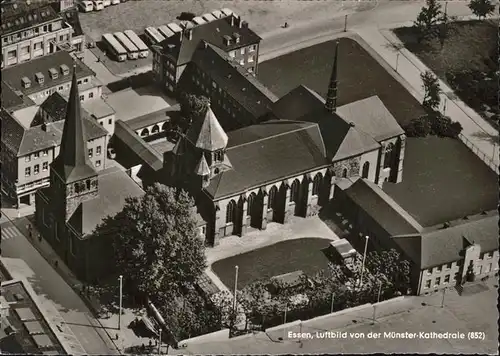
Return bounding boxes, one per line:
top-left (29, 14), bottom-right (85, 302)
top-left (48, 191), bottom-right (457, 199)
top-left (178, 30), bottom-right (183, 43)
top-left (186, 28), bottom-right (193, 40)
top-left (325, 41), bottom-right (339, 113)
top-left (230, 14), bottom-right (235, 27)
top-left (241, 21), bottom-right (248, 29)
top-left (203, 41), bottom-right (208, 49)
top-left (237, 17), bottom-right (243, 28)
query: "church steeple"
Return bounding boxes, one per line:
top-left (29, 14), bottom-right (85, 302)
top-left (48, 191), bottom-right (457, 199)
top-left (325, 41), bottom-right (339, 113)
top-left (51, 65), bottom-right (96, 183)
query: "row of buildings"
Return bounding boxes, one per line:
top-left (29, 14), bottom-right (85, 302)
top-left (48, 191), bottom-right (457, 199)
top-left (2, 2), bottom-right (496, 294)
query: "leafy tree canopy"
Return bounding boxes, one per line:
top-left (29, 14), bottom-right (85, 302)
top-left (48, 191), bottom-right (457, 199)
top-left (421, 70), bottom-right (442, 110)
top-left (178, 93), bottom-right (211, 130)
top-left (468, 0), bottom-right (496, 19)
top-left (414, 0), bottom-right (443, 42)
top-left (94, 183), bottom-right (206, 304)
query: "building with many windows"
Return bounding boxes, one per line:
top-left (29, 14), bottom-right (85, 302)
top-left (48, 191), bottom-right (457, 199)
top-left (1, 0), bottom-right (85, 68)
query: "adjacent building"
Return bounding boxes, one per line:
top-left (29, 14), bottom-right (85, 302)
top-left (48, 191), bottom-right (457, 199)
top-left (1, 0), bottom-right (85, 68)
top-left (35, 70), bottom-right (144, 281)
top-left (1, 51), bottom-right (101, 106)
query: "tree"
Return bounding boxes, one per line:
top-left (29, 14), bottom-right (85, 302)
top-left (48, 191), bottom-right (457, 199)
top-left (413, 0), bottom-right (443, 42)
top-left (468, 0), bottom-right (495, 19)
top-left (177, 93), bottom-right (210, 131)
top-left (405, 115), bottom-right (432, 137)
top-left (364, 249), bottom-right (411, 295)
top-left (240, 280), bottom-right (271, 330)
top-left (421, 70), bottom-right (441, 110)
top-left (210, 290), bottom-right (243, 329)
top-left (94, 183), bottom-right (206, 306)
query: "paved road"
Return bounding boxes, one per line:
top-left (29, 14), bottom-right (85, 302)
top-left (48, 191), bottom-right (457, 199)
top-left (0, 213), bottom-right (119, 355)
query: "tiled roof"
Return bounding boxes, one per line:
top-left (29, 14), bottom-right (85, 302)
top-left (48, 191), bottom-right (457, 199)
top-left (114, 120), bottom-right (164, 171)
top-left (272, 85), bottom-right (380, 161)
top-left (205, 120), bottom-right (329, 199)
top-left (34, 92), bottom-right (68, 126)
top-left (1, 82), bottom-right (25, 111)
top-left (186, 106), bottom-right (228, 151)
top-left (343, 178), bottom-right (424, 236)
top-left (1, 51), bottom-right (94, 96)
top-left (159, 15), bottom-right (261, 65)
top-left (190, 42), bottom-right (277, 120)
top-left (337, 96), bottom-right (405, 142)
top-left (1, 106), bottom-right (107, 157)
top-left (76, 166), bottom-right (145, 236)
top-left (0, 2), bottom-right (60, 36)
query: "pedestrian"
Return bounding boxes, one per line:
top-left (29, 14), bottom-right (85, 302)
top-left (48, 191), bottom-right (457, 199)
top-left (54, 260), bottom-right (59, 268)
top-left (38, 234), bottom-right (42, 242)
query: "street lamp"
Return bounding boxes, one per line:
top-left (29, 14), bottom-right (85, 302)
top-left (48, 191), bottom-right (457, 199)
top-left (360, 236), bottom-right (369, 288)
top-left (441, 288), bottom-right (446, 308)
top-left (395, 52), bottom-right (400, 73)
top-left (118, 275), bottom-right (123, 331)
top-left (330, 292), bottom-right (335, 313)
top-left (233, 266), bottom-right (239, 313)
top-left (343, 15), bottom-right (348, 32)
top-left (373, 281), bottom-right (382, 322)
top-left (158, 328), bottom-right (162, 355)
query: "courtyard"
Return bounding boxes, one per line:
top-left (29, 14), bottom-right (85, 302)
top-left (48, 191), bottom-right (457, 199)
top-left (257, 37), bottom-right (425, 127)
top-left (383, 136), bottom-right (498, 227)
top-left (211, 237), bottom-right (333, 291)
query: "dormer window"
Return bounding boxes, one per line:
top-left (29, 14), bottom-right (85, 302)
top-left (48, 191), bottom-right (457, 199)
top-left (60, 64), bottom-right (70, 76)
top-left (233, 33), bottom-right (241, 44)
top-left (223, 35), bottom-right (232, 46)
top-left (35, 72), bottom-right (44, 84)
top-left (49, 67), bottom-right (58, 79)
top-left (21, 77), bottom-right (31, 88)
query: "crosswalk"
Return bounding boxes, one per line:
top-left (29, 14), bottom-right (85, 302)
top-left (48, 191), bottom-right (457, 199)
top-left (1, 226), bottom-right (20, 241)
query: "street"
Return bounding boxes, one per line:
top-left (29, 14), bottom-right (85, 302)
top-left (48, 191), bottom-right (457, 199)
top-left (0, 212), bottom-right (119, 355)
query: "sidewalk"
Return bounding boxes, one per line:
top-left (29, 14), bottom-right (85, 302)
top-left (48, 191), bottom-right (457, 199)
top-left (353, 20), bottom-right (499, 172)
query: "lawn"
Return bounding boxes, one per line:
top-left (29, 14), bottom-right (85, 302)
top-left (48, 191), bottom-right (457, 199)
top-left (211, 238), bottom-right (332, 291)
top-left (394, 20), bottom-right (498, 129)
top-left (383, 137), bottom-right (498, 227)
top-left (257, 37), bottom-right (425, 128)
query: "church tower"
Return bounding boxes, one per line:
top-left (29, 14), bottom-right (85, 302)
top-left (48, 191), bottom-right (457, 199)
top-left (50, 66), bottom-right (98, 221)
top-left (325, 41), bottom-right (339, 113)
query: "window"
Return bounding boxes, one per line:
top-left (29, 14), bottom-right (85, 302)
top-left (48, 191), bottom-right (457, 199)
top-left (212, 81), bottom-right (217, 89)
top-left (240, 48), bottom-right (245, 55)
top-left (79, 95), bottom-right (84, 101)
top-left (426, 268), bottom-right (432, 275)
top-left (20, 45), bottom-right (30, 55)
top-left (100, 121), bottom-right (104, 126)
top-left (25, 167), bottom-right (31, 177)
top-left (425, 280), bottom-right (431, 288)
top-left (434, 277), bottom-right (441, 286)
top-left (84, 78), bottom-right (89, 84)
top-left (89, 92), bottom-right (94, 99)
top-left (108, 118), bottom-right (112, 125)
top-left (59, 86), bottom-right (64, 91)
top-left (247, 193), bottom-right (255, 216)
top-left (34, 41), bottom-right (43, 50)
top-left (384, 143), bottom-right (394, 168)
top-left (7, 50), bottom-right (17, 59)
top-left (248, 67), bottom-right (254, 73)
top-left (446, 262), bottom-right (452, 269)
top-left (77, 80), bottom-right (82, 85)
top-left (487, 252), bottom-right (493, 258)
top-left (96, 146), bottom-right (101, 156)
top-left (454, 272), bottom-right (459, 281)
top-left (487, 263), bottom-right (492, 273)
top-left (96, 160), bottom-right (101, 167)
top-left (34, 164), bottom-right (40, 175)
top-left (88, 148), bottom-right (93, 158)
top-left (34, 152), bottom-right (39, 159)
top-left (25, 155), bottom-right (31, 162)
top-left (290, 179), bottom-right (300, 203)
top-left (248, 55), bottom-right (254, 63)
top-left (436, 265), bottom-right (442, 272)
top-left (362, 161), bottom-right (370, 179)
top-left (480, 252), bottom-right (485, 259)
top-left (444, 275), bottom-right (450, 283)
top-left (239, 59), bottom-right (245, 66)
top-left (214, 150), bottom-right (223, 162)
top-left (342, 168), bottom-right (348, 178)
top-left (249, 44), bottom-right (256, 52)
top-left (312, 173), bottom-right (322, 196)
top-left (228, 50), bottom-right (235, 58)
top-left (42, 162), bottom-right (48, 171)
top-left (226, 200), bottom-right (236, 224)
top-left (269, 186), bottom-right (278, 210)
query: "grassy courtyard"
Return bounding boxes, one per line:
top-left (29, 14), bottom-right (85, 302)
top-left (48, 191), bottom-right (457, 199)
top-left (383, 137), bottom-right (498, 227)
top-left (257, 37), bottom-right (425, 127)
top-left (211, 238), bottom-right (332, 291)
top-left (394, 20), bottom-right (498, 129)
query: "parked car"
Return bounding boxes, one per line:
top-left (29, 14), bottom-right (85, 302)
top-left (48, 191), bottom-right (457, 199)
top-left (102, 0), bottom-right (111, 6)
top-left (92, 0), bottom-right (104, 10)
top-left (78, 0), bottom-right (93, 12)
top-left (111, 0), bottom-right (120, 4)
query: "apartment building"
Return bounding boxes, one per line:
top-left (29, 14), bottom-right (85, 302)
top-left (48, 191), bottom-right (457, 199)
top-left (0, 108), bottom-right (108, 207)
top-left (1, 1), bottom-right (84, 68)
top-left (152, 12), bottom-right (261, 95)
top-left (1, 51), bottom-right (101, 106)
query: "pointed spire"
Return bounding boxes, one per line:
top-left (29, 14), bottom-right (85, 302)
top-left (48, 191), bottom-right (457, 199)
top-left (51, 65), bottom-right (96, 183)
top-left (325, 42), bottom-right (339, 113)
top-left (195, 154), bottom-right (210, 176)
top-left (186, 104), bottom-right (228, 151)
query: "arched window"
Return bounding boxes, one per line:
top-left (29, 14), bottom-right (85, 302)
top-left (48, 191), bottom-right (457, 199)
top-left (290, 179), bottom-right (300, 202)
top-left (86, 179), bottom-right (91, 190)
top-left (74, 182), bottom-right (80, 194)
top-left (162, 122), bottom-right (169, 131)
top-left (214, 150), bottom-right (224, 162)
top-left (141, 128), bottom-right (149, 137)
top-left (247, 193), bottom-right (255, 216)
top-left (268, 186), bottom-right (278, 210)
top-left (362, 162), bottom-right (370, 179)
top-left (342, 168), bottom-right (348, 178)
top-left (312, 173), bottom-right (322, 196)
top-left (152, 125), bottom-right (160, 134)
top-left (384, 143), bottom-right (394, 168)
top-left (226, 200), bottom-right (236, 224)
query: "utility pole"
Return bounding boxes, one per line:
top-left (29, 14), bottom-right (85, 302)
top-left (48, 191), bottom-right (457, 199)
top-left (360, 236), bottom-right (369, 288)
top-left (118, 275), bottom-right (123, 331)
top-left (233, 266), bottom-right (239, 313)
top-left (441, 288), bottom-right (446, 308)
top-left (373, 281), bottom-right (382, 322)
top-left (343, 15), bottom-right (348, 32)
top-left (158, 328), bottom-right (162, 355)
top-left (283, 302), bottom-right (288, 341)
top-left (330, 292), bottom-right (335, 313)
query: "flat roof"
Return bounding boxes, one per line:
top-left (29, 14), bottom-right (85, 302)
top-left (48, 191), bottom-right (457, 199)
top-left (82, 98), bottom-right (115, 119)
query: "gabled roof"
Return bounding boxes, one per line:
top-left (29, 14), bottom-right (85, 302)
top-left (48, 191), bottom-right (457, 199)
top-left (159, 15), bottom-right (261, 65)
top-left (186, 106), bottom-right (228, 151)
top-left (205, 120), bottom-right (329, 199)
top-left (75, 166), bottom-right (145, 236)
top-left (33, 92), bottom-right (68, 127)
top-left (337, 96), bottom-right (404, 142)
top-left (0, 2), bottom-right (59, 36)
top-left (1, 51), bottom-right (94, 96)
top-left (189, 42), bottom-right (277, 121)
top-left (342, 178), bottom-right (424, 236)
top-left (51, 70), bottom-right (96, 183)
top-left (1, 81), bottom-right (29, 111)
top-left (1, 109), bottom-right (25, 154)
top-left (272, 85), bottom-right (380, 161)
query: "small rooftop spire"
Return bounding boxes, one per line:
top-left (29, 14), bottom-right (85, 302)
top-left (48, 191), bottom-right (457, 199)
top-left (325, 42), bottom-right (339, 113)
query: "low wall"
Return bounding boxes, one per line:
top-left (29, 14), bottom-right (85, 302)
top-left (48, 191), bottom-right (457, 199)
top-left (265, 319), bottom-right (302, 333)
top-left (177, 328), bottom-right (230, 348)
top-left (305, 303), bottom-right (372, 324)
